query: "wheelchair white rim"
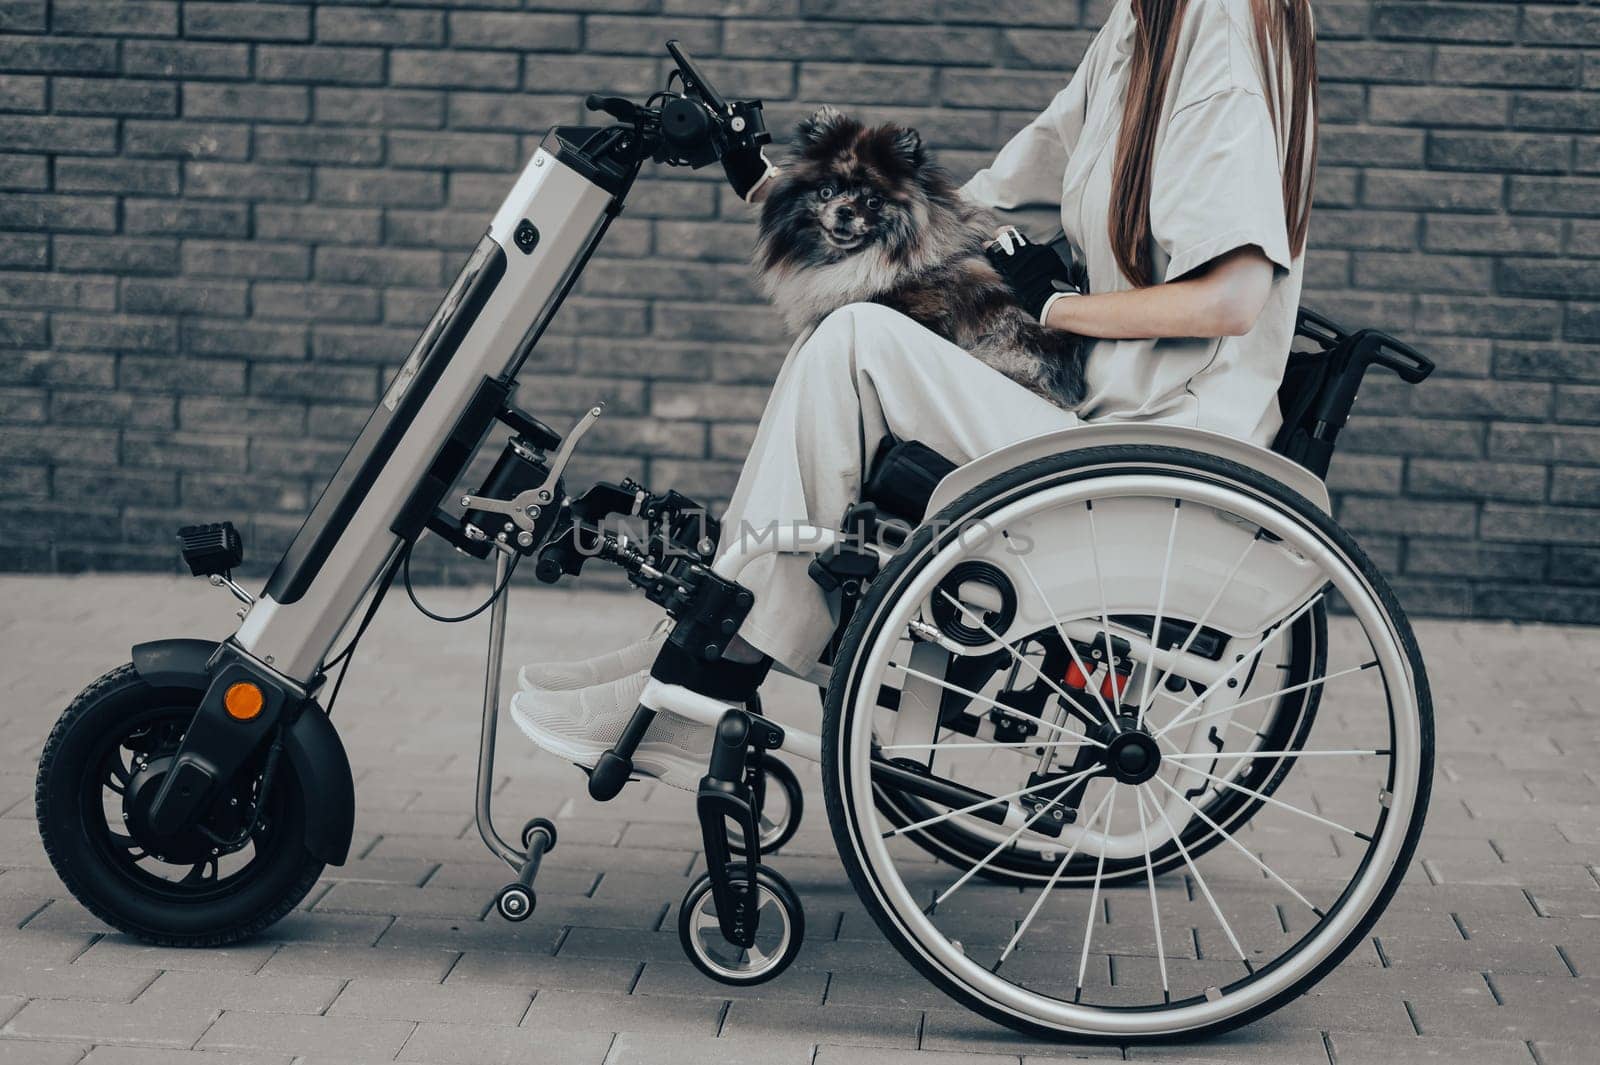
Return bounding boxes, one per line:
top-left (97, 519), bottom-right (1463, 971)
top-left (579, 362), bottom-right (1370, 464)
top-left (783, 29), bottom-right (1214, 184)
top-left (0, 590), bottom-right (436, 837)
top-left (835, 469), bottom-right (1423, 1037)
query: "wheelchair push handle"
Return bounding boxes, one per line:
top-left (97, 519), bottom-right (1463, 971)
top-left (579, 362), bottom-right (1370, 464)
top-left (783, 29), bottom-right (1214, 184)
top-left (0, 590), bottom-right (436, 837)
top-left (1373, 334), bottom-right (1435, 384)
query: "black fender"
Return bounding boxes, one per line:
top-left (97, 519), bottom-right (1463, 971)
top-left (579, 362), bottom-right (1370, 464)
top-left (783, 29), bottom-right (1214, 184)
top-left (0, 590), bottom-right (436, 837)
top-left (130, 638), bottom-right (357, 867)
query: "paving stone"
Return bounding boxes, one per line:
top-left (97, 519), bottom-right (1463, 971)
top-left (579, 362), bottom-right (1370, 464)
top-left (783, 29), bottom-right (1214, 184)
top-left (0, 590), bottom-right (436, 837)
top-left (75, 934), bottom-right (278, 973)
top-left (196, 1010), bottom-right (415, 1058)
top-left (445, 951), bottom-right (640, 993)
top-left (0, 962), bottom-right (157, 1002)
top-left (519, 989), bottom-right (724, 1036)
top-left (1328, 1031), bottom-right (1535, 1064)
top-left (79, 1048), bottom-right (294, 1065)
top-left (722, 999), bottom-right (921, 1048)
top-left (612, 1032), bottom-right (818, 1064)
top-left (328, 977), bottom-right (532, 1025)
top-left (134, 969), bottom-right (344, 1014)
top-left (2, 998), bottom-right (218, 1047)
top-left (398, 1021), bottom-right (611, 1064)
top-left (258, 943), bottom-right (457, 982)
top-left (0, 1040), bottom-right (90, 1065)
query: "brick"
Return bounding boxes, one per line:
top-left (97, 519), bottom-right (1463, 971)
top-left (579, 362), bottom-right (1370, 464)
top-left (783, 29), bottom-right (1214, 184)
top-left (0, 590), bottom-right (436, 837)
top-left (54, 77), bottom-right (176, 117)
top-left (4, 999), bottom-right (218, 1048)
top-left (387, 131), bottom-right (520, 171)
top-left (197, 1011), bottom-right (413, 1058)
top-left (123, 40), bottom-right (248, 80)
top-left (255, 128), bottom-right (384, 166)
top-left (315, 87), bottom-right (445, 129)
top-left (1551, 466), bottom-right (1600, 505)
top-left (391, 50), bottom-right (520, 90)
top-left (53, 314), bottom-right (175, 353)
top-left (0, 0), bottom-right (44, 32)
top-left (185, 84), bottom-right (308, 123)
top-left (1501, 259), bottom-right (1600, 300)
top-left (315, 248), bottom-right (441, 287)
top-left (800, 63), bottom-right (937, 106)
top-left (55, 236), bottom-right (177, 275)
top-left (0, 153), bottom-right (47, 190)
top-left (1416, 296), bottom-right (1560, 340)
top-left (0, 72), bottom-right (43, 111)
top-left (0, 115), bottom-right (117, 154)
top-left (255, 205), bottom-right (381, 246)
top-left (1354, 252), bottom-right (1491, 294)
top-left (1426, 132), bottom-right (1571, 173)
top-left (0, 35), bottom-right (117, 73)
top-left (258, 45), bottom-right (385, 86)
top-left (315, 167), bottom-right (443, 208)
top-left (1423, 214), bottom-right (1563, 255)
top-left (1435, 47), bottom-right (1582, 89)
top-left (449, 12), bottom-right (580, 51)
top-left (125, 120), bottom-right (251, 161)
top-left (1362, 170), bottom-right (1504, 211)
top-left (1523, 7), bottom-right (1600, 48)
top-left (1511, 176), bottom-right (1600, 216)
top-left (1369, 86), bottom-right (1508, 128)
top-left (586, 15), bottom-right (718, 56)
top-left (1408, 459), bottom-right (1547, 503)
top-left (1372, 3), bottom-right (1518, 44)
top-left (53, 0), bottom-right (175, 36)
top-left (56, 157), bottom-right (179, 196)
top-left (1482, 504), bottom-right (1600, 545)
top-left (1489, 423), bottom-right (1600, 464)
top-left (184, 2), bottom-right (308, 42)
top-left (125, 199), bottom-right (249, 238)
top-left (1514, 92), bottom-right (1600, 133)
top-left (1319, 128), bottom-right (1425, 168)
top-left (185, 162), bottom-right (310, 203)
top-left (317, 7), bottom-right (445, 47)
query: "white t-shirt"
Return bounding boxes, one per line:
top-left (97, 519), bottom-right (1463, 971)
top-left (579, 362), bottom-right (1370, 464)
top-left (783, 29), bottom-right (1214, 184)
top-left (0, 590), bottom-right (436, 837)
top-left (962, 0), bottom-right (1305, 447)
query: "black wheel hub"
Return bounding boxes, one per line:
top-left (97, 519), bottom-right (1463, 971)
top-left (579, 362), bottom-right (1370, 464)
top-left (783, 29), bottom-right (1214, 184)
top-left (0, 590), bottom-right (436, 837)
top-left (1100, 718), bottom-right (1162, 785)
top-left (122, 755), bottom-right (249, 865)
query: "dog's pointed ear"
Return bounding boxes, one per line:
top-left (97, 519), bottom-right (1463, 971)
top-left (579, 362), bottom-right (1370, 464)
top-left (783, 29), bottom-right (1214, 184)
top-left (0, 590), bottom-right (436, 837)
top-left (889, 126), bottom-right (926, 169)
top-left (796, 105), bottom-right (848, 147)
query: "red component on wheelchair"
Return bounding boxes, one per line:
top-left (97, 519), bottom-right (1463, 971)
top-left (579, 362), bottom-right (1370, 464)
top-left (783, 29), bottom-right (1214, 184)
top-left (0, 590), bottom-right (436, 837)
top-left (1064, 661), bottom-right (1093, 690)
top-left (1101, 669), bottom-right (1131, 703)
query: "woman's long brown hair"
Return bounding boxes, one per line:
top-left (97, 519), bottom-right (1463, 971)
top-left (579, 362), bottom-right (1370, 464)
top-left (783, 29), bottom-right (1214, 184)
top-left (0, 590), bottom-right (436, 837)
top-left (1109, 0), bottom-right (1319, 286)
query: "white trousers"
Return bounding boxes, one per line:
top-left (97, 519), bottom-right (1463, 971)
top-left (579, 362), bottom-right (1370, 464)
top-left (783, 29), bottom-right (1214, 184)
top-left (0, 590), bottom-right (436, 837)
top-left (717, 302), bottom-right (1079, 672)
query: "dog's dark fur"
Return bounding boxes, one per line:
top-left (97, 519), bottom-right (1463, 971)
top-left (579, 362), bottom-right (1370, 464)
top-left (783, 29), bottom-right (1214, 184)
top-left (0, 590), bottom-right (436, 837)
top-left (755, 107), bottom-right (1088, 408)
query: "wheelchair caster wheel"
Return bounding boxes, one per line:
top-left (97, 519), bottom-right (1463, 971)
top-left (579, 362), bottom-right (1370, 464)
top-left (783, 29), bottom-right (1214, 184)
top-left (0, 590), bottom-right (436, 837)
top-left (730, 754), bottom-right (803, 857)
top-left (678, 863), bottom-right (803, 986)
top-left (520, 817), bottom-right (557, 852)
top-left (495, 884), bottom-right (534, 922)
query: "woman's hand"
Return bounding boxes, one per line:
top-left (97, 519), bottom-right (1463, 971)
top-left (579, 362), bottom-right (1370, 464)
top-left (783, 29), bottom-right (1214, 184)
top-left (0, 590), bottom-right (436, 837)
top-left (1042, 245), bottom-right (1276, 339)
top-left (985, 227), bottom-right (1085, 321)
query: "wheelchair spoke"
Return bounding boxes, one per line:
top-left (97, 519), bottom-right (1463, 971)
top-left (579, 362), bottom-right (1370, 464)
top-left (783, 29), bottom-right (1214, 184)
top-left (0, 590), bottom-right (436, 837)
top-left (892, 659), bottom-right (1106, 749)
top-left (1154, 734), bottom-right (1370, 840)
top-left (878, 737), bottom-right (1100, 754)
top-left (1073, 783), bottom-right (1117, 1002)
top-left (1157, 659), bottom-right (1379, 736)
top-left (1163, 748), bottom-right (1387, 761)
top-left (1145, 782), bottom-right (1248, 964)
top-left (995, 786), bottom-right (1115, 968)
top-left (1136, 501), bottom-right (1182, 728)
top-left (1150, 773), bottom-right (1322, 915)
top-left (930, 768), bottom-right (1094, 909)
top-left (1002, 530), bottom-right (1119, 729)
top-left (1152, 593), bottom-right (1325, 741)
top-left (881, 768), bottom-right (1099, 839)
top-left (1132, 788), bottom-right (1171, 1001)
top-left (1133, 529), bottom-right (1261, 725)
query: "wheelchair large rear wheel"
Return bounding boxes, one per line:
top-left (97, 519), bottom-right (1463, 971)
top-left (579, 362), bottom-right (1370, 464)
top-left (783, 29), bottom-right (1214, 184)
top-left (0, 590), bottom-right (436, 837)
top-left (821, 445), bottom-right (1430, 1041)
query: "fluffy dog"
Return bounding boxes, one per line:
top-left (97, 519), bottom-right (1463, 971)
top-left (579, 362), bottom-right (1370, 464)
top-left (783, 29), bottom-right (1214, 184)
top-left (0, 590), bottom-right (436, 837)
top-left (755, 107), bottom-right (1088, 408)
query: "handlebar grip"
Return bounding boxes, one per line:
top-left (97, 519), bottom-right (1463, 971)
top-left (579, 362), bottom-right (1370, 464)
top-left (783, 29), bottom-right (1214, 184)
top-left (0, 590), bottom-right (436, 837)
top-left (1374, 337), bottom-right (1434, 384)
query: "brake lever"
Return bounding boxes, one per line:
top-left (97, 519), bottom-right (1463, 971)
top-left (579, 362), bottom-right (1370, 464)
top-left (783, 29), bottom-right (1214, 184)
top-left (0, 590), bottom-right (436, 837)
top-left (585, 94), bottom-right (640, 124)
top-left (459, 404), bottom-right (605, 534)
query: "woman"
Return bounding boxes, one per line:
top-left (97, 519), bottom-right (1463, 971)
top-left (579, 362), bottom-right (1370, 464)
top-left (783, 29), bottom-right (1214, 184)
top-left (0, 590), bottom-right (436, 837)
top-left (513, 0), bottom-right (1319, 789)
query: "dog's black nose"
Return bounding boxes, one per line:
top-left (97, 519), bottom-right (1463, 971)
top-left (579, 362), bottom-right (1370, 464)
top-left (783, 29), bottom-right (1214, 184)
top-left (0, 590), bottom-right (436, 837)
top-left (836, 204), bottom-right (855, 222)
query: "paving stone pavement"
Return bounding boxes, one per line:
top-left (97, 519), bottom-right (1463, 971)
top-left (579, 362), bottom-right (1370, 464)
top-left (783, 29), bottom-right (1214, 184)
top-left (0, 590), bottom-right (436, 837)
top-left (1, 574), bottom-right (1596, 1065)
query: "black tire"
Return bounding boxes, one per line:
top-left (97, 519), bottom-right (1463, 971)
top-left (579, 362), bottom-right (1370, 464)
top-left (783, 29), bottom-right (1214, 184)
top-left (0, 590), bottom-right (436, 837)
top-left (821, 445), bottom-right (1433, 1042)
top-left (871, 604), bottom-right (1328, 886)
top-left (678, 863), bottom-right (805, 986)
top-left (730, 754), bottom-right (804, 857)
top-left (36, 664), bottom-right (325, 947)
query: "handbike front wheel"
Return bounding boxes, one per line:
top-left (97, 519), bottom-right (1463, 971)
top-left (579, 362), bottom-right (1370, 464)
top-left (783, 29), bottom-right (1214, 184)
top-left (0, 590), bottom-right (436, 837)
top-left (35, 664), bottom-right (324, 946)
top-left (821, 446), bottom-right (1431, 1041)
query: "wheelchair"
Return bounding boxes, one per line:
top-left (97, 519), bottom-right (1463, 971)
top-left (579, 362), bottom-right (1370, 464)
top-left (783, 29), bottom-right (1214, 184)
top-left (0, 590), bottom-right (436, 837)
top-left (33, 41), bottom-right (1436, 1044)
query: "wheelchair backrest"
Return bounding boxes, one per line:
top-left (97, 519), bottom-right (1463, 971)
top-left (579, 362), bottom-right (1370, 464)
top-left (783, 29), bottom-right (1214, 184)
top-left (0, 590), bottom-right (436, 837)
top-left (1272, 308), bottom-right (1435, 478)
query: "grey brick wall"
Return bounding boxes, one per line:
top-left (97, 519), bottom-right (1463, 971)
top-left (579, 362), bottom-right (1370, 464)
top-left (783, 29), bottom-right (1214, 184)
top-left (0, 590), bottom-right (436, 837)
top-left (1, 0), bottom-right (1597, 622)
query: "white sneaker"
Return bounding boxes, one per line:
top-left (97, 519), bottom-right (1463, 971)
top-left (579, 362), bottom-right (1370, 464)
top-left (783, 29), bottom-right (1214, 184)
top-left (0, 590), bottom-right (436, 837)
top-left (516, 626), bottom-right (668, 692)
top-left (509, 668), bottom-right (714, 791)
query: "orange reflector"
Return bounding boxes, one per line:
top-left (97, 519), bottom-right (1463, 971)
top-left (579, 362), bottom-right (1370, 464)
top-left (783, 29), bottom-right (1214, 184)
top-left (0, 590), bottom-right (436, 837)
top-left (223, 682), bottom-right (265, 721)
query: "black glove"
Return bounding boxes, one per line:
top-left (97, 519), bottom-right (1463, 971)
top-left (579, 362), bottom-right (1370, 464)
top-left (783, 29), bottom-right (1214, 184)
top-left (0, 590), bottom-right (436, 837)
top-left (722, 145), bottom-right (777, 202)
top-left (985, 227), bottom-right (1086, 322)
